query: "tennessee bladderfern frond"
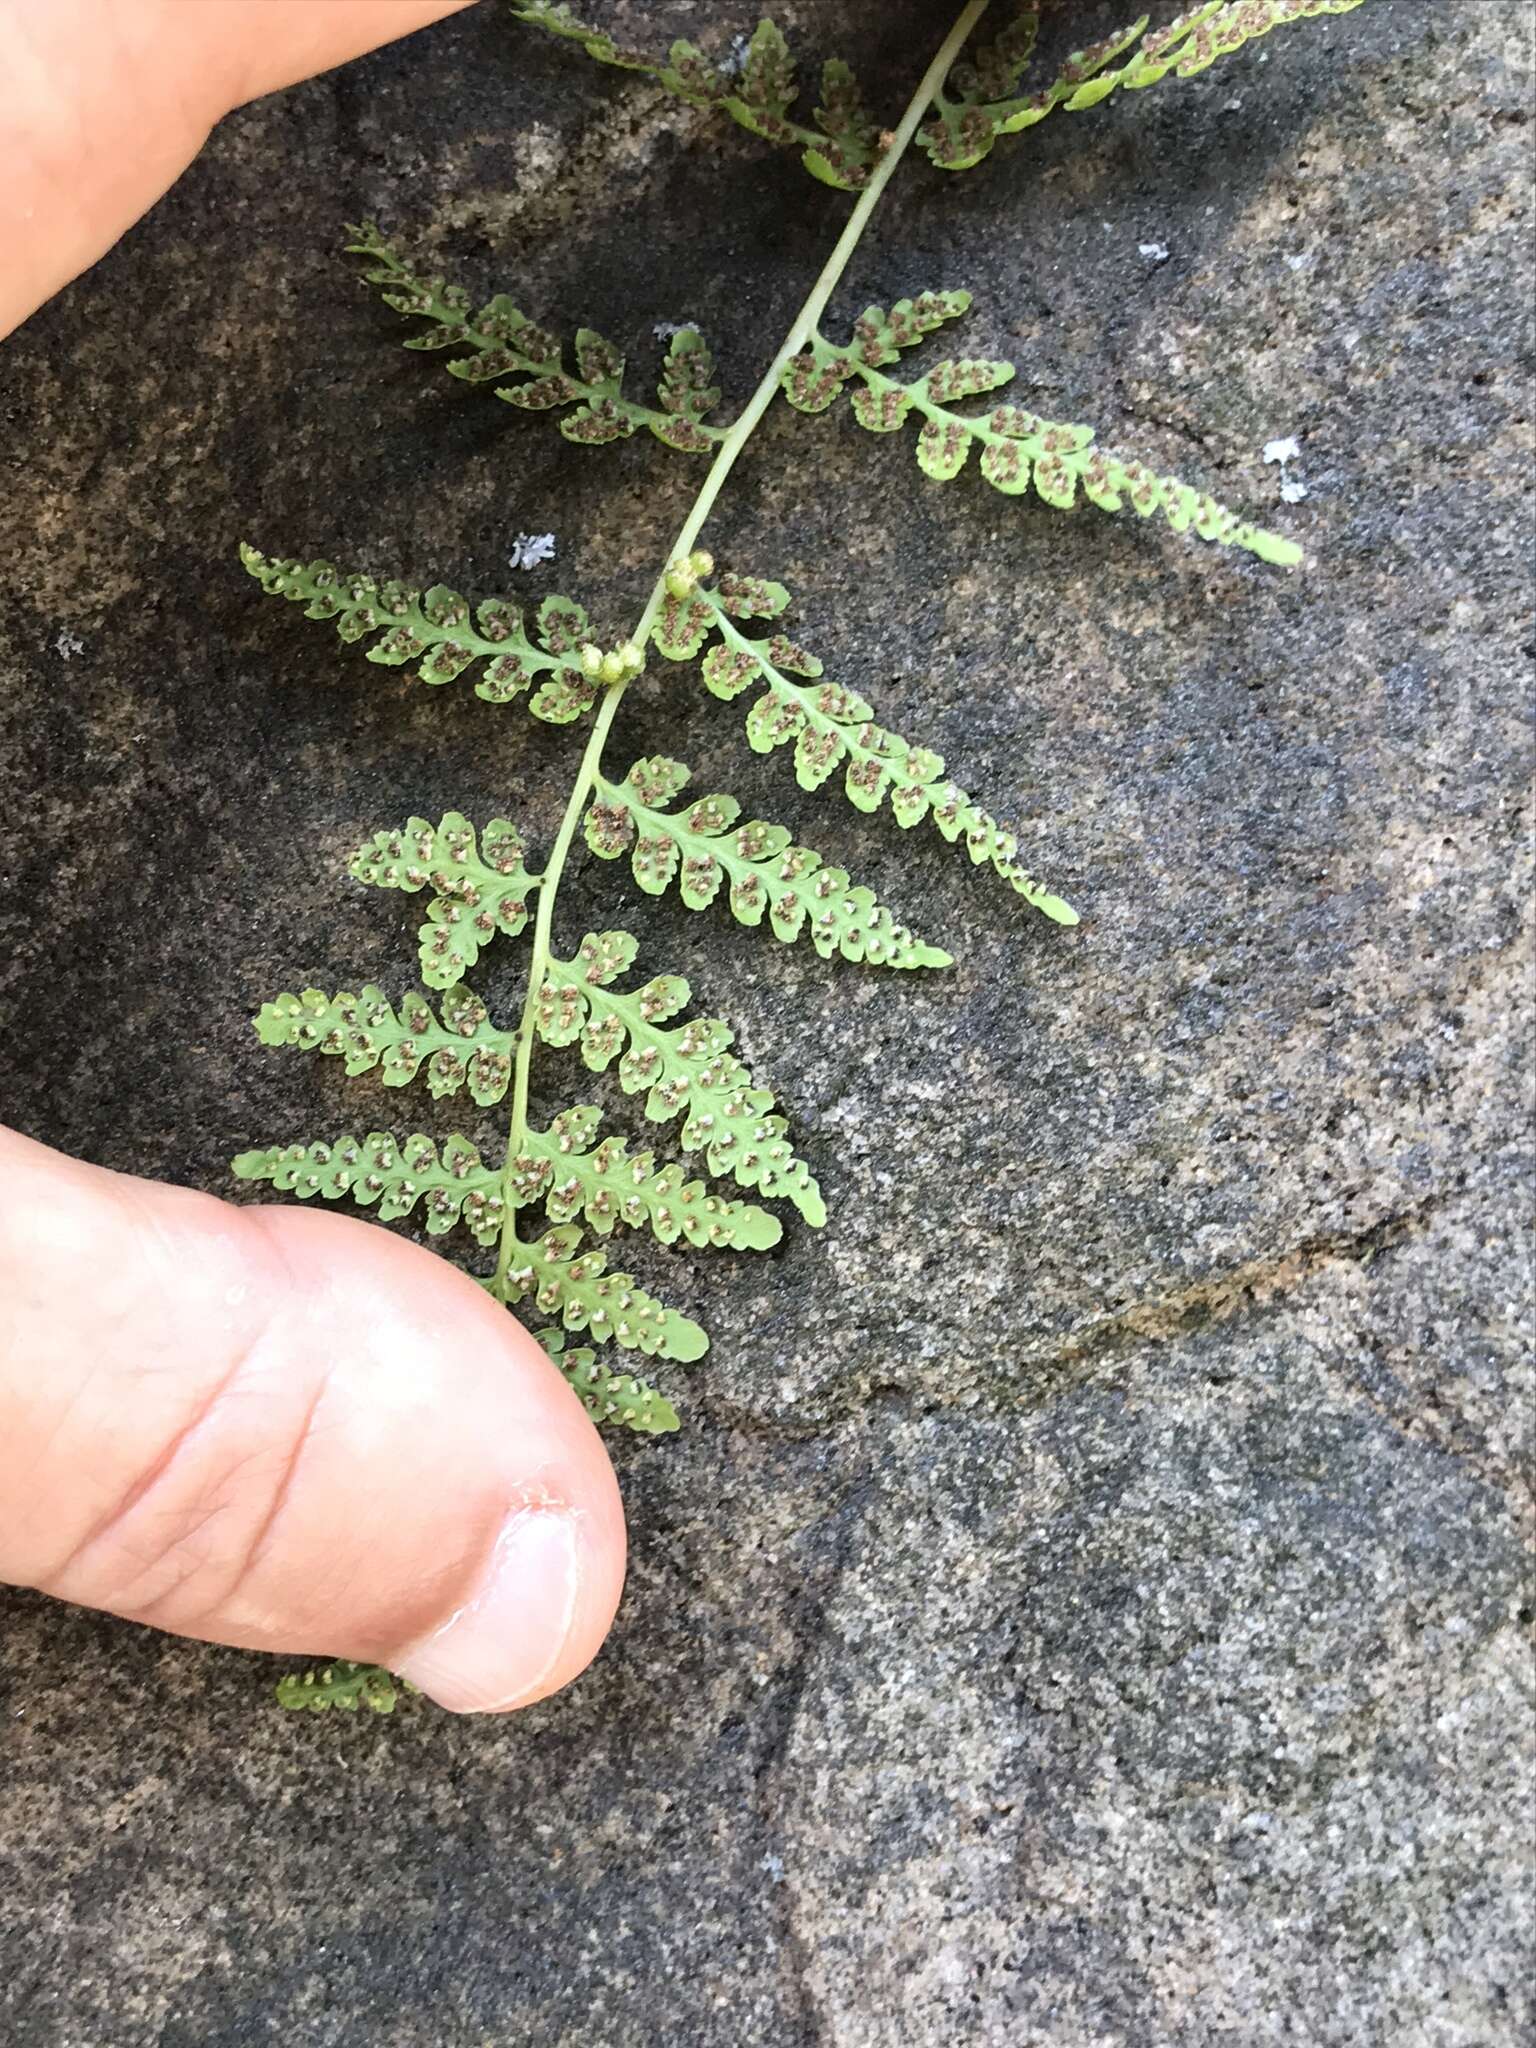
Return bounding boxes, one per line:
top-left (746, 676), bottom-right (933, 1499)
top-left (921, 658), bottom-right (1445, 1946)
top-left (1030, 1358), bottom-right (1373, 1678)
top-left (230, 0), bottom-right (1372, 1707)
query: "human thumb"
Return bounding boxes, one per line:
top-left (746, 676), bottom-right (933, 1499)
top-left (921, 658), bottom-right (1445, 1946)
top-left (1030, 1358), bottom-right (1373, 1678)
top-left (0, 1124), bottom-right (626, 1712)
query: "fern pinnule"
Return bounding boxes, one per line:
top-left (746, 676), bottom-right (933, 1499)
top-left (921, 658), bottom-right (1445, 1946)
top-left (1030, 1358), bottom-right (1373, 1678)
top-left (348, 812), bottom-right (540, 988)
top-left (924, 1), bottom-right (1370, 170)
top-left (345, 222), bottom-right (728, 449)
top-left (587, 756), bottom-right (952, 970)
top-left (943, 4), bottom-right (1042, 107)
top-left (254, 984), bottom-right (516, 1105)
top-left (783, 298), bottom-right (1302, 566)
top-left (507, 8), bottom-right (883, 191)
top-left (273, 1663), bottom-right (415, 1713)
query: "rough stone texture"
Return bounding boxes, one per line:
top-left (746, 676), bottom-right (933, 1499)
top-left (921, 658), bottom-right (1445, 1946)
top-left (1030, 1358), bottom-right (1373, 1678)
top-left (1, 3), bottom-right (1532, 2043)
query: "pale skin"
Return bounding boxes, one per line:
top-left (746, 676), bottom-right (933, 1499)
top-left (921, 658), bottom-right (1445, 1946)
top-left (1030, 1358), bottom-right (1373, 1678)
top-left (1, 0), bottom-right (632, 1714)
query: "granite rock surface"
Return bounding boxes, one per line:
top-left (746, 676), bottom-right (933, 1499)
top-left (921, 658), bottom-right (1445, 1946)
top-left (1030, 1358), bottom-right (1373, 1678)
top-left (1, 3), bottom-right (1531, 2043)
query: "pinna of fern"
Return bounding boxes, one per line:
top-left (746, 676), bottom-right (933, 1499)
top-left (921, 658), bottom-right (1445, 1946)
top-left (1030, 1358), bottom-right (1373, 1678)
top-left (507, 9), bottom-right (882, 190)
top-left (274, 1661), bottom-right (416, 1713)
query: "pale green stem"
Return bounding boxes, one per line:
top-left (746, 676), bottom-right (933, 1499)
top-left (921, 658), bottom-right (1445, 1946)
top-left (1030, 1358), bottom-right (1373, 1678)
top-left (493, 0), bottom-right (991, 1289)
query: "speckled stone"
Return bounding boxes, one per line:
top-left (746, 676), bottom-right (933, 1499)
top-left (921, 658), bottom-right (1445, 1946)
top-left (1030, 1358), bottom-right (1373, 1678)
top-left (1, 4), bottom-right (1531, 2043)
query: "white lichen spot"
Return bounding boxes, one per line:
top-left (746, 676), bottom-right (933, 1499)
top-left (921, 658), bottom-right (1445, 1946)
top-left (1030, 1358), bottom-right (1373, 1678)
top-left (1138, 240), bottom-right (1170, 264)
top-left (1284, 251), bottom-right (1312, 272)
top-left (720, 32), bottom-right (751, 77)
top-left (54, 629), bottom-right (85, 660)
top-left (508, 532), bottom-right (557, 571)
top-left (1264, 436), bottom-right (1308, 504)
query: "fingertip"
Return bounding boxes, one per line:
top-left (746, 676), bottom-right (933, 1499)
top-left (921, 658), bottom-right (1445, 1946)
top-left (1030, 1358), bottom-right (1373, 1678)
top-left (392, 1502), bottom-right (597, 1714)
top-left (2, 1122), bottom-right (628, 1711)
top-left (240, 1204), bottom-right (628, 1711)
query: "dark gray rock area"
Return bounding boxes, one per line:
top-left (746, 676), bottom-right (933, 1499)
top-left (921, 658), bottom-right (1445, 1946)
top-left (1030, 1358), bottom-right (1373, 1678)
top-left (1, 3), bottom-right (1531, 2042)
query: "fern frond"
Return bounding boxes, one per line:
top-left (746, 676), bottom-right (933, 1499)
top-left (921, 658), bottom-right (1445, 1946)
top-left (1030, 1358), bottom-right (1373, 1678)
top-left (275, 1662), bottom-right (413, 1713)
top-left (252, 985), bottom-right (516, 1105)
top-left (344, 224), bottom-right (729, 448)
top-left (585, 755), bottom-right (951, 969)
top-left (927, 0), bottom-right (1369, 170)
top-left (645, 580), bottom-right (1077, 927)
top-left (233, 1131), bottom-right (506, 1244)
top-left (220, 0), bottom-right (1386, 1716)
top-left (518, 1105), bottom-right (783, 1251)
top-left (487, 1223), bottom-right (708, 1361)
top-left (240, 544), bottom-right (605, 722)
top-left (506, 8), bottom-right (882, 191)
top-left (537, 1328), bottom-right (680, 1435)
top-left (781, 304), bottom-right (1301, 567)
top-left (349, 814), bottom-right (541, 988)
top-left (534, 932), bottom-right (825, 1225)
